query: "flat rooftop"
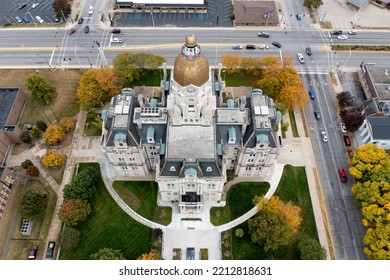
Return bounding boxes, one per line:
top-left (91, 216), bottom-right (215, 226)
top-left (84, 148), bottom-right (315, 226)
top-left (167, 125), bottom-right (215, 160)
top-left (366, 66), bottom-right (390, 100)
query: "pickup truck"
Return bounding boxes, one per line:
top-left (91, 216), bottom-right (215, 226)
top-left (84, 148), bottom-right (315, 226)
top-left (111, 38), bottom-right (123, 43)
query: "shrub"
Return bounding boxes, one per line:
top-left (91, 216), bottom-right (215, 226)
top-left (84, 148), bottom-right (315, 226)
top-left (235, 228), bottom-right (244, 238)
top-left (21, 159), bottom-right (33, 169)
top-left (30, 127), bottom-right (40, 139)
top-left (20, 131), bottom-right (32, 143)
top-left (41, 150), bottom-right (63, 169)
top-left (26, 165), bottom-right (40, 176)
top-left (36, 121), bottom-right (48, 132)
top-left (60, 117), bottom-right (77, 133)
top-left (61, 227), bottom-right (81, 251)
top-left (43, 124), bottom-right (65, 145)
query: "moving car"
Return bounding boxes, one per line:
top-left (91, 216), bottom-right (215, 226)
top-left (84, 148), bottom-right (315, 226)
top-left (348, 30), bottom-right (357, 35)
top-left (340, 123), bottom-right (347, 133)
top-left (111, 29), bottom-right (121, 34)
top-left (84, 25), bottom-right (89, 33)
top-left (309, 90), bottom-right (316, 99)
top-left (22, 16), bottom-right (30, 23)
top-left (338, 168), bottom-right (347, 183)
top-left (305, 47), bottom-right (312, 56)
top-left (272, 41), bottom-right (281, 48)
top-left (46, 241), bottom-right (55, 260)
top-left (35, 16), bottom-right (44, 23)
top-left (343, 135), bottom-right (351, 146)
top-left (330, 30), bottom-right (342, 35)
top-left (257, 32), bottom-right (270, 38)
top-left (32, 3), bottom-right (39, 9)
top-left (314, 110), bottom-right (321, 120)
top-left (321, 131), bottom-right (328, 142)
top-left (78, 17), bottom-right (83, 24)
top-left (232, 44), bottom-right (242, 50)
top-left (338, 35), bottom-right (348, 40)
top-left (246, 44), bottom-right (256, 49)
top-left (296, 14), bottom-right (302, 20)
top-left (259, 44), bottom-right (269, 50)
top-left (28, 245), bottom-right (39, 260)
top-left (297, 53), bottom-right (305, 63)
top-left (88, 6), bottom-right (94, 15)
top-left (68, 28), bottom-right (76, 35)
top-left (15, 16), bottom-right (22, 23)
top-left (111, 37), bottom-right (123, 43)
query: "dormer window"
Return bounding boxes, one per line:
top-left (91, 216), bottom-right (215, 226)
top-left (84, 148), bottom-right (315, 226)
top-left (170, 166), bottom-right (176, 172)
top-left (206, 166), bottom-right (212, 172)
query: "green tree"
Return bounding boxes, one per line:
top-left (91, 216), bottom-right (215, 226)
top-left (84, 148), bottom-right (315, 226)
top-left (30, 127), bottom-right (40, 139)
top-left (20, 131), bottom-right (32, 143)
top-left (297, 238), bottom-right (326, 260)
top-left (90, 248), bottom-right (126, 260)
top-left (25, 74), bottom-right (55, 105)
top-left (63, 167), bottom-right (98, 200)
top-left (61, 227), bottom-right (81, 251)
top-left (21, 159), bottom-right (33, 169)
top-left (59, 199), bottom-right (91, 226)
top-left (36, 121), bottom-right (48, 132)
top-left (303, 0), bottom-right (323, 8)
top-left (20, 189), bottom-right (47, 220)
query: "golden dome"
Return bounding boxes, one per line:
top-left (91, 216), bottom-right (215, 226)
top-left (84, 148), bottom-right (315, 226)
top-left (173, 36), bottom-right (210, 87)
top-left (185, 35), bottom-right (197, 47)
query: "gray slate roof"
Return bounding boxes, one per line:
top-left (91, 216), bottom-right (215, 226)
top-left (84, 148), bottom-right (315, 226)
top-left (367, 116), bottom-right (390, 140)
top-left (0, 88), bottom-right (18, 129)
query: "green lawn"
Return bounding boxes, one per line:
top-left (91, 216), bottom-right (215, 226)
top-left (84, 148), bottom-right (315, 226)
top-left (224, 71), bottom-right (261, 88)
top-left (85, 113), bottom-right (102, 137)
top-left (131, 69), bottom-right (168, 87)
top-left (226, 165), bottom-right (318, 260)
top-left (289, 110), bottom-right (299, 137)
top-left (113, 181), bottom-right (172, 225)
top-left (59, 163), bottom-right (152, 260)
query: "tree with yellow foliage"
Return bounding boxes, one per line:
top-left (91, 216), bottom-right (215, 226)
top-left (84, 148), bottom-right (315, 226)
top-left (221, 54), bottom-right (242, 74)
top-left (43, 124), bottom-right (65, 145)
top-left (41, 150), bottom-right (63, 169)
top-left (60, 117), bottom-right (77, 133)
top-left (137, 249), bottom-right (163, 260)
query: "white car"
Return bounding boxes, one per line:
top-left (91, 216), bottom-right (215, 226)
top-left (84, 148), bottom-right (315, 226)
top-left (348, 30), bottom-right (357, 35)
top-left (32, 3), bottom-right (39, 9)
top-left (297, 53), bottom-right (305, 63)
top-left (232, 44), bottom-right (242, 50)
top-left (111, 38), bottom-right (123, 43)
top-left (321, 131), bottom-right (328, 142)
top-left (35, 16), bottom-right (44, 23)
top-left (340, 123), bottom-right (347, 133)
top-left (338, 35), bottom-right (348, 40)
top-left (15, 16), bottom-right (22, 23)
top-left (88, 6), bottom-right (94, 15)
top-left (259, 44), bottom-right (269, 50)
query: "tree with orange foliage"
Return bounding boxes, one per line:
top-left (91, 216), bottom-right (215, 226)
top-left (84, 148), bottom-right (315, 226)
top-left (221, 54), bottom-right (242, 74)
top-left (59, 199), bottom-right (91, 226)
top-left (60, 117), bottom-right (77, 133)
top-left (137, 249), bottom-right (163, 260)
top-left (43, 124), bottom-right (65, 145)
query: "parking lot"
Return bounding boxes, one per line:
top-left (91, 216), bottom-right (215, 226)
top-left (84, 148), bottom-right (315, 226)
top-left (115, 0), bottom-right (233, 27)
top-left (0, 0), bottom-right (58, 25)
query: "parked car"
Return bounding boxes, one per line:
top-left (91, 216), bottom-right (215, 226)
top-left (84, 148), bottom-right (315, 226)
top-left (330, 30), bottom-right (342, 35)
top-left (22, 16), bottom-right (30, 23)
top-left (340, 123), bottom-right (347, 133)
top-left (314, 110), bottom-right (321, 120)
top-left (19, 3), bottom-right (27, 10)
top-left (305, 47), bottom-right (312, 56)
top-left (297, 53), bottom-right (305, 64)
top-left (338, 168), bottom-right (347, 183)
top-left (84, 25), bottom-right (89, 33)
top-left (348, 30), bottom-right (357, 35)
top-left (338, 35), bottom-right (348, 40)
top-left (296, 14), bottom-right (302, 20)
top-left (78, 17), bottom-right (83, 24)
top-left (321, 131), bottom-right (328, 142)
top-left (15, 16), bottom-right (22, 23)
top-left (32, 3), bottom-right (39, 9)
top-left (46, 241), bottom-right (55, 260)
top-left (111, 29), bottom-right (121, 34)
top-left (232, 44), bottom-right (242, 50)
top-left (257, 32), bottom-right (270, 38)
top-left (259, 44), bottom-right (269, 50)
top-left (346, 148), bottom-right (354, 159)
top-left (68, 28), bottom-right (76, 35)
top-left (272, 41), bottom-right (281, 48)
top-left (28, 245), bottom-right (39, 260)
top-left (246, 44), bottom-right (256, 49)
top-left (111, 37), bottom-right (123, 43)
top-left (343, 135), bottom-right (351, 146)
top-left (309, 90), bottom-right (316, 99)
top-left (35, 16), bottom-right (44, 24)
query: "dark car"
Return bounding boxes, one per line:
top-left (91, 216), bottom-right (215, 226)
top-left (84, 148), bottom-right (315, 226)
top-left (28, 245), bottom-right (39, 260)
top-left (84, 25), bottom-right (89, 33)
top-left (305, 47), bottom-right (312, 56)
top-left (309, 90), bottom-right (316, 99)
top-left (78, 17), bottom-right (83, 24)
top-left (246, 44), bottom-right (256, 49)
top-left (257, 32), bottom-right (270, 38)
top-left (330, 30), bottom-right (342, 35)
top-left (338, 168), bottom-right (347, 183)
top-left (296, 14), bottom-right (302, 20)
top-left (22, 16), bottom-right (30, 23)
top-left (68, 28), bottom-right (76, 35)
top-left (46, 241), bottom-right (55, 260)
top-left (272, 41), bottom-right (281, 48)
top-left (346, 148), bottom-right (353, 159)
top-left (314, 110), bottom-right (321, 120)
top-left (343, 135), bottom-right (351, 146)
top-left (19, 3), bottom-right (27, 10)
top-left (111, 29), bottom-right (121, 34)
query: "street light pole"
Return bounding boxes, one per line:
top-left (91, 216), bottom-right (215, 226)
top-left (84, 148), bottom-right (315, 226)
top-left (26, 11), bottom-right (37, 27)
